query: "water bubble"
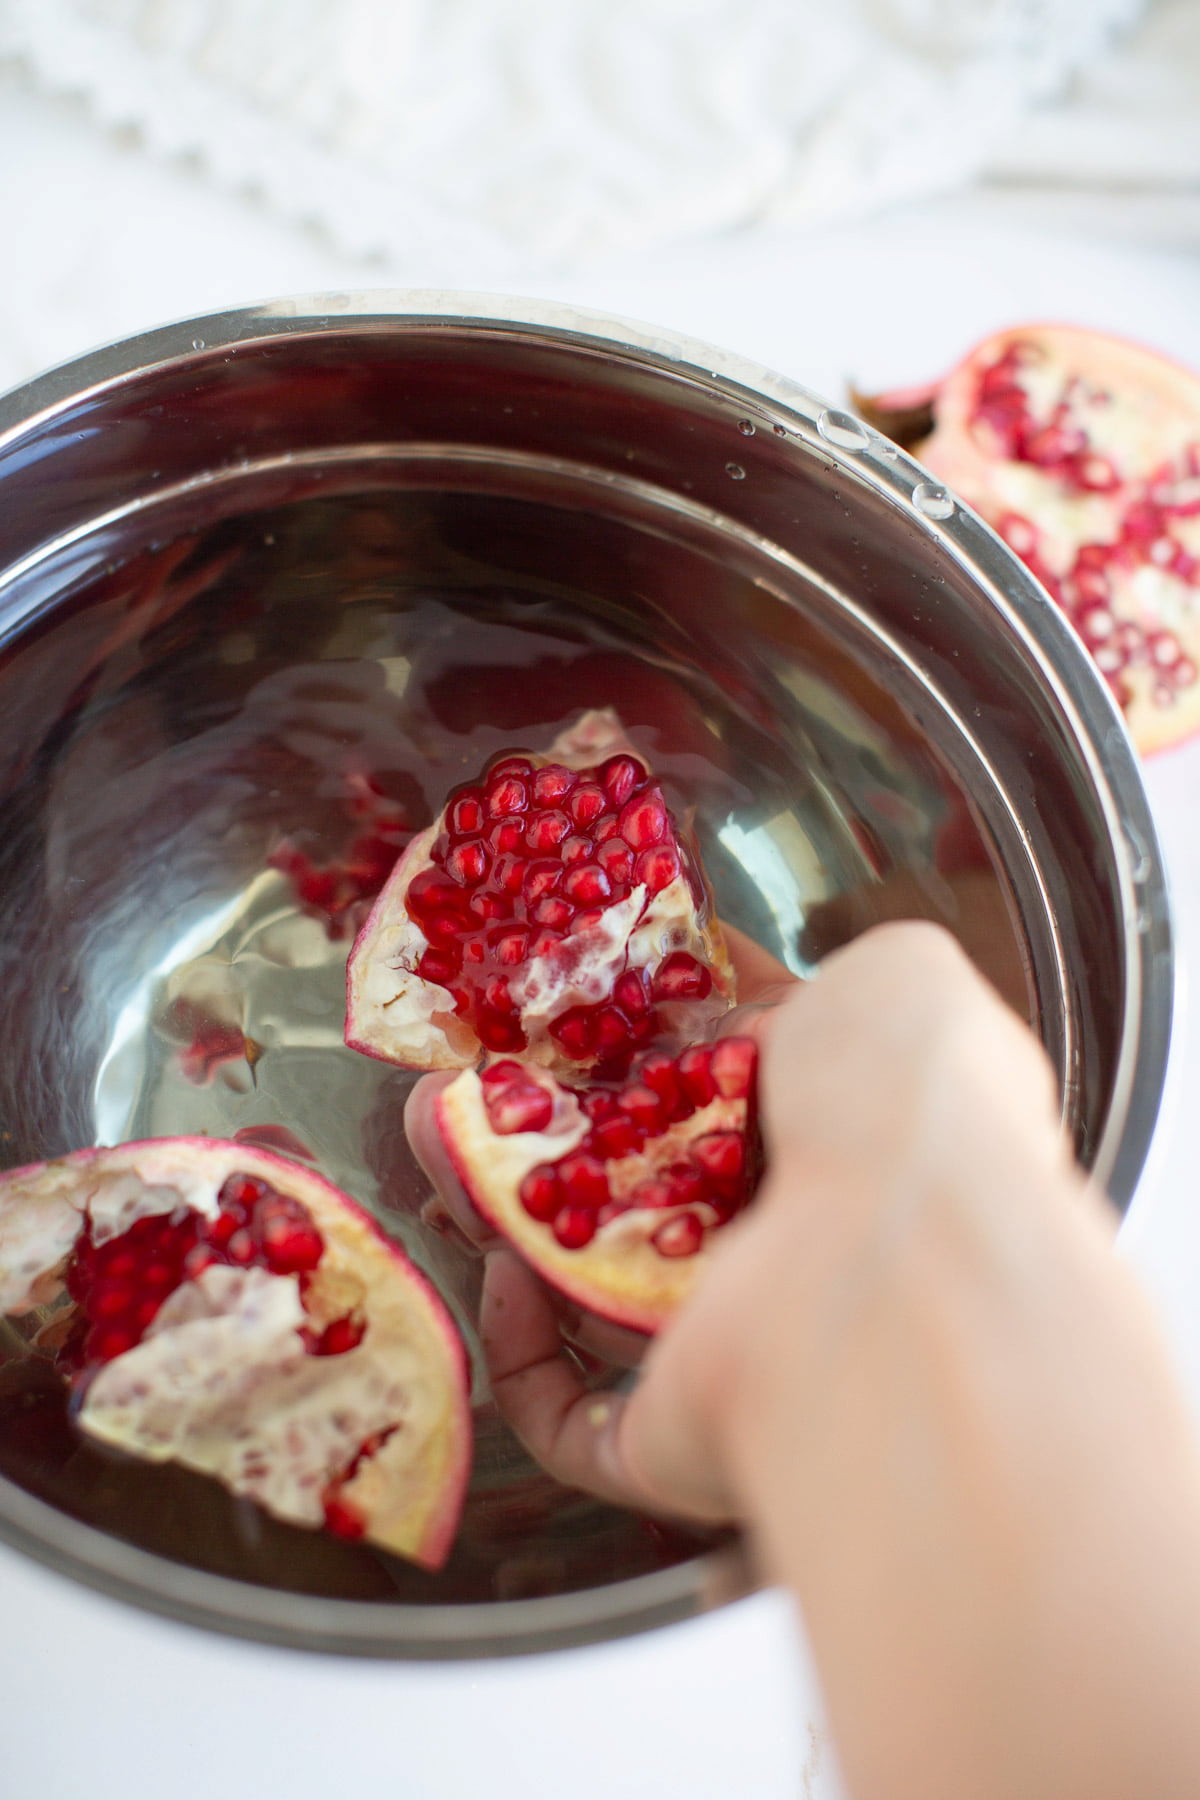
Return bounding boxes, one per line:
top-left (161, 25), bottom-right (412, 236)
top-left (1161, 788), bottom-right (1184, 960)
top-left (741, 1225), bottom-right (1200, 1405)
top-left (817, 409), bottom-right (869, 452)
top-left (772, 424), bottom-right (788, 438)
top-left (878, 443), bottom-right (899, 460)
top-left (725, 462), bottom-right (746, 481)
top-left (912, 482), bottom-right (955, 521)
top-left (191, 337), bottom-right (206, 351)
top-left (737, 418), bottom-right (756, 437)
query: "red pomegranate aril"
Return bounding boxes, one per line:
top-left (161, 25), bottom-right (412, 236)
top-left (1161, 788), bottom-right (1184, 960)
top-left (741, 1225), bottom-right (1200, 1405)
top-left (469, 890), bottom-right (512, 923)
top-left (486, 817), bottom-right (525, 855)
top-left (91, 1325), bottom-right (140, 1363)
top-left (525, 809), bottom-right (572, 853)
top-left (589, 1115), bottom-right (643, 1159)
top-left (221, 1174), bottom-right (269, 1210)
top-left (676, 1045), bottom-right (717, 1106)
top-left (418, 947), bottom-right (461, 986)
top-left (599, 754), bottom-right (641, 807)
top-left (597, 838), bottom-right (635, 884)
top-left (444, 840), bottom-right (489, 886)
top-left (532, 763), bottom-right (577, 806)
top-left (664, 1163), bottom-right (707, 1207)
top-left (562, 862), bottom-right (612, 906)
top-left (485, 754), bottom-right (534, 781)
top-left (323, 1495), bottom-right (367, 1541)
top-left (711, 1037), bottom-right (757, 1099)
top-left (227, 1228), bottom-right (257, 1265)
top-left (560, 834), bottom-right (593, 866)
top-left (92, 1282), bottom-right (134, 1320)
top-left (652, 1212), bottom-right (704, 1258)
top-left (617, 1084), bottom-right (665, 1132)
top-left (531, 896), bottom-right (574, 930)
top-left (635, 845), bottom-right (680, 894)
top-left (492, 855), bottom-right (527, 896)
top-left (556, 1152), bottom-right (610, 1210)
top-left (637, 1051), bottom-right (683, 1111)
top-left (491, 927), bottom-right (531, 967)
top-left (553, 1204), bottom-right (597, 1250)
top-left (651, 951), bottom-right (713, 1002)
top-left (569, 784), bottom-right (607, 826)
top-left (582, 1089), bottom-right (619, 1123)
top-left (485, 775), bottom-right (530, 819)
top-left (618, 791), bottom-right (668, 849)
top-left (593, 812), bottom-right (622, 843)
top-left (522, 859), bottom-right (562, 903)
top-left (612, 968), bottom-right (649, 1015)
top-left (485, 1081), bottom-right (553, 1136)
top-left (314, 1315), bottom-right (366, 1356)
top-left (481, 1058), bottom-right (524, 1088)
top-left (550, 1008), bottom-right (597, 1059)
top-left (448, 787), bottom-right (485, 836)
top-left (593, 1006), bottom-right (635, 1060)
top-left (427, 834), bottom-right (450, 869)
top-left (476, 1011), bottom-right (527, 1053)
top-left (629, 1178), bottom-right (675, 1210)
top-left (261, 1216), bottom-right (325, 1274)
top-left (519, 1165), bottom-right (562, 1222)
top-left (406, 867), bottom-right (468, 924)
top-left (691, 1130), bottom-right (745, 1186)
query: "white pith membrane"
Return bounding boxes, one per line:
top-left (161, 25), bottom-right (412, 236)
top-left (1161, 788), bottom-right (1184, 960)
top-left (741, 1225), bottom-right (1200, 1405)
top-left (437, 1062), bottom-right (752, 1335)
top-left (0, 1139), bottom-right (471, 1569)
top-left (912, 324), bottom-right (1200, 755)
top-left (344, 708), bottom-right (735, 1072)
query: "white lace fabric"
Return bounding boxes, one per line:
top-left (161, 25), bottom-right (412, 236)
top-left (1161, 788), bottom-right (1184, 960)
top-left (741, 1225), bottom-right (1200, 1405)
top-left (0, 0), bottom-right (1147, 270)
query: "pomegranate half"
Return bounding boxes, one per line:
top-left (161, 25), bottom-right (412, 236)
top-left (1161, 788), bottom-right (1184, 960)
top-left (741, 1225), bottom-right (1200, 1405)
top-left (0, 1138), bottom-right (471, 1569)
top-left (858, 323), bottom-right (1200, 754)
top-left (436, 1038), bottom-right (758, 1335)
top-left (345, 710), bottom-right (734, 1075)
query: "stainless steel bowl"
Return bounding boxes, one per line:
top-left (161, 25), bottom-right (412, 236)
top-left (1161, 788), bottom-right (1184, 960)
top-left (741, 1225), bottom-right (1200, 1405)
top-left (0, 293), bottom-right (1172, 1657)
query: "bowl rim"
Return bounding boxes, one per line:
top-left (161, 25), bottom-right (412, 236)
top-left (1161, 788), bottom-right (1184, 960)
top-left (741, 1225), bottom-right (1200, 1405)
top-left (0, 289), bottom-right (1173, 1657)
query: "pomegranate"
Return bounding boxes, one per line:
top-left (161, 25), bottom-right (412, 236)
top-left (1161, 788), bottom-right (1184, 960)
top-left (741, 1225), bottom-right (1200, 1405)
top-left (345, 709), bottom-right (734, 1075)
top-left (0, 1138), bottom-right (471, 1569)
top-left (435, 1037), bottom-right (758, 1335)
top-left (270, 769), bottom-right (413, 940)
top-left (857, 324), bottom-right (1200, 754)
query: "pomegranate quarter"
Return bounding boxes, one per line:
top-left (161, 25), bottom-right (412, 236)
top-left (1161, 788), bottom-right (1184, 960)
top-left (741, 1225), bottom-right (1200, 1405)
top-left (860, 323), bottom-right (1200, 755)
top-left (437, 1037), bottom-right (759, 1335)
top-left (0, 1139), bottom-right (471, 1569)
top-left (345, 710), bottom-right (734, 1075)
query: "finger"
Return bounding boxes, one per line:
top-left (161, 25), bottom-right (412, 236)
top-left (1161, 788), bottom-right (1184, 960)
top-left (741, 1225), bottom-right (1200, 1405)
top-left (403, 1071), bottom-right (501, 1247)
top-left (721, 919), bottom-right (798, 1003)
top-left (481, 1249), bottom-right (651, 1509)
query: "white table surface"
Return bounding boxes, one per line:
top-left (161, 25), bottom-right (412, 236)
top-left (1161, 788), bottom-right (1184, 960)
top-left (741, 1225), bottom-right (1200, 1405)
top-left (3, 72), bottom-right (1200, 1800)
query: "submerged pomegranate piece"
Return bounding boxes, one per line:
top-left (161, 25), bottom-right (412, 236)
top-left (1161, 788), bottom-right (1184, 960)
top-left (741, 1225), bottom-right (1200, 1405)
top-left (437, 1037), bottom-right (758, 1334)
top-left (346, 710), bottom-right (733, 1074)
top-left (860, 324), bottom-right (1200, 755)
top-left (0, 1139), bottom-right (471, 1568)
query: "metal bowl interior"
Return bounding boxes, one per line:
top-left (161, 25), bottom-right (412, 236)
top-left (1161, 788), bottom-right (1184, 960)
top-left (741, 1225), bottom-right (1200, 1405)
top-left (0, 294), bottom-right (1171, 1656)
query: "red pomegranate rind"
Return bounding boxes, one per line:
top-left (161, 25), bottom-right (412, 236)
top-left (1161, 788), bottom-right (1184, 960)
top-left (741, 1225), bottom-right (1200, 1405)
top-left (873, 324), bottom-right (1200, 756)
top-left (0, 1139), bottom-right (471, 1570)
top-left (436, 1038), bottom-right (758, 1335)
top-left (345, 709), bottom-right (735, 1075)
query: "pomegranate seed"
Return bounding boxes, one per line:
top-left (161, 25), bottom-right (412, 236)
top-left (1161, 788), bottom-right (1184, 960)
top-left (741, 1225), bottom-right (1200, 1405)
top-left (522, 859), bottom-right (562, 903)
top-left (418, 947), bottom-right (461, 986)
top-left (476, 1011), bottom-right (527, 1053)
top-left (553, 1204), bottom-right (598, 1250)
top-left (227, 1228), bottom-right (257, 1265)
top-left (551, 1008), bottom-right (598, 1059)
top-left (492, 855), bottom-right (527, 895)
top-left (599, 755), bottom-right (641, 807)
top-left (618, 791), bottom-right (668, 849)
top-left (635, 845), bottom-right (680, 894)
top-left (618, 1084), bottom-right (664, 1131)
top-left (677, 1045), bottom-right (716, 1106)
top-left (485, 754), bottom-right (534, 781)
top-left (560, 833), bottom-right (593, 866)
top-left (487, 1081), bottom-right (553, 1135)
top-left (651, 951), bottom-right (713, 1001)
top-left (572, 907), bottom-right (607, 932)
top-left (629, 1179), bottom-right (675, 1210)
top-left (481, 1059), bottom-right (526, 1088)
top-left (593, 812), bottom-right (622, 843)
top-left (556, 1152), bottom-right (610, 1210)
top-left (652, 1212), bottom-right (705, 1258)
top-left (691, 1131), bottom-right (745, 1185)
top-left (261, 1217), bottom-right (325, 1273)
top-left (597, 837), bottom-right (635, 884)
top-left (532, 764), bottom-right (577, 806)
top-left (520, 1165), bottom-right (562, 1221)
top-left (221, 1174), bottom-right (269, 1211)
top-left (711, 1037), bottom-right (757, 1099)
top-left (532, 895), bottom-right (574, 930)
top-left (526, 809), bottom-right (571, 852)
top-left (486, 775), bottom-right (529, 817)
top-left (183, 1244), bottom-right (218, 1281)
top-left (638, 1052), bottom-right (683, 1110)
top-left (664, 1163), bottom-right (707, 1207)
top-left (593, 1007), bottom-right (635, 1059)
top-left (92, 1282), bottom-right (133, 1320)
top-left (90, 1325), bottom-right (140, 1362)
top-left (315, 1315), bottom-right (366, 1356)
top-left (448, 787), bottom-right (486, 835)
top-left (323, 1495), bottom-right (367, 1540)
top-left (486, 816), bottom-right (525, 854)
top-left (569, 784), bottom-right (607, 826)
top-left (445, 839), bottom-right (489, 886)
top-left (469, 890), bottom-right (512, 922)
top-left (491, 926), bottom-right (531, 967)
top-left (589, 1115), bottom-right (642, 1159)
top-left (613, 968), bottom-right (649, 1015)
top-left (563, 862), bottom-right (612, 905)
top-left (528, 925), bottom-right (566, 958)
